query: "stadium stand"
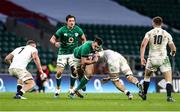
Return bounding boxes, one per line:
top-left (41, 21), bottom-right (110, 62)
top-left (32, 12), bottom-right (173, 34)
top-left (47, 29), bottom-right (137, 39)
top-left (113, 0), bottom-right (180, 29)
top-left (0, 22), bottom-right (55, 73)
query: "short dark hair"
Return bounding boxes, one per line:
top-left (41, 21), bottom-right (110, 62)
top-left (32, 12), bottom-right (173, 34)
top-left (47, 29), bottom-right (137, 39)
top-left (153, 16), bottom-right (163, 26)
top-left (94, 36), bottom-right (103, 46)
top-left (66, 15), bottom-right (76, 22)
top-left (26, 40), bottom-right (36, 45)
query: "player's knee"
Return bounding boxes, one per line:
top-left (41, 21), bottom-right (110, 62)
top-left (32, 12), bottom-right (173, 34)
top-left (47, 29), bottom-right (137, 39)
top-left (56, 71), bottom-right (62, 79)
top-left (111, 77), bottom-right (119, 82)
top-left (85, 74), bottom-right (93, 80)
top-left (125, 74), bottom-right (133, 79)
top-left (70, 66), bottom-right (78, 78)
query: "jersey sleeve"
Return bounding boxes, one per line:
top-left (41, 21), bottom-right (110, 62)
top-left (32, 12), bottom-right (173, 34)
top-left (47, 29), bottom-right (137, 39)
top-left (144, 32), bottom-right (150, 40)
top-left (77, 26), bottom-right (84, 37)
top-left (10, 48), bottom-right (19, 55)
top-left (31, 47), bottom-right (38, 54)
top-left (54, 27), bottom-right (63, 39)
top-left (81, 46), bottom-right (90, 57)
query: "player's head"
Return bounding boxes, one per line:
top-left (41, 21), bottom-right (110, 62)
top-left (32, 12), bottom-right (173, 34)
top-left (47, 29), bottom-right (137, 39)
top-left (66, 14), bottom-right (76, 29)
top-left (152, 16), bottom-right (163, 27)
top-left (26, 40), bottom-right (36, 48)
top-left (92, 36), bottom-right (103, 51)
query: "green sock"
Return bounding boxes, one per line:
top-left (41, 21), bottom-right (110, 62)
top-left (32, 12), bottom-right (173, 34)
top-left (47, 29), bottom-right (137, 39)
top-left (76, 76), bottom-right (88, 91)
top-left (70, 76), bottom-right (76, 88)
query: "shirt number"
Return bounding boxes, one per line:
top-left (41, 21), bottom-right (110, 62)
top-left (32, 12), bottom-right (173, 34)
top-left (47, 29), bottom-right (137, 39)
top-left (154, 35), bottom-right (163, 44)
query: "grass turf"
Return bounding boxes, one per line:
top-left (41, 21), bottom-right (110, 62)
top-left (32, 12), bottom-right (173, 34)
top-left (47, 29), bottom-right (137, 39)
top-left (0, 92), bottom-right (179, 111)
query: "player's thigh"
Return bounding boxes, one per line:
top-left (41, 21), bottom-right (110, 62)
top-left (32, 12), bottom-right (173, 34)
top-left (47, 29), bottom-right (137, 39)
top-left (109, 73), bottom-right (119, 81)
top-left (120, 58), bottom-right (133, 76)
top-left (145, 58), bottom-right (158, 72)
top-left (67, 54), bottom-right (74, 67)
top-left (107, 60), bottom-right (120, 73)
top-left (85, 64), bottom-right (94, 75)
top-left (56, 66), bottom-right (64, 74)
top-left (144, 69), bottom-right (154, 78)
top-left (56, 54), bottom-right (68, 68)
top-left (160, 56), bottom-right (171, 73)
top-left (9, 68), bottom-right (33, 82)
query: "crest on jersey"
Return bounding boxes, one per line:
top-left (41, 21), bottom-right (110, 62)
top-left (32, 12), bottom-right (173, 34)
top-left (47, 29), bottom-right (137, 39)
top-left (69, 37), bottom-right (74, 43)
top-left (64, 33), bottom-right (68, 36)
top-left (75, 33), bottom-right (79, 37)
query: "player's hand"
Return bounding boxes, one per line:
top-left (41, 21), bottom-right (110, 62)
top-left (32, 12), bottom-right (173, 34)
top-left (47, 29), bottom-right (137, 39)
top-left (170, 51), bottom-right (176, 56)
top-left (141, 58), bottom-right (146, 66)
top-left (40, 73), bottom-right (47, 80)
top-left (55, 42), bottom-right (60, 48)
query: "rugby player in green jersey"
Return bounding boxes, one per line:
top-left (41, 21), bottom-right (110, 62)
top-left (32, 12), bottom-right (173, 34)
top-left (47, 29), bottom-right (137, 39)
top-left (50, 15), bottom-right (86, 97)
top-left (70, 37), bottom-right (103, 98)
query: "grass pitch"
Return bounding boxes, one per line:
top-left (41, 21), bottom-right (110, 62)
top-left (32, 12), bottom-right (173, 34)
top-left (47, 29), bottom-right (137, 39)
top-left (0, 92), bottom-right (179, 111)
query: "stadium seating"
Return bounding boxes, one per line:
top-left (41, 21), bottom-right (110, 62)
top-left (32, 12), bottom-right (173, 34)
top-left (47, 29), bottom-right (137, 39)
top-left (113, 0), bottom-right (180, 29)
top-left (0, 23), bottom-right (56, 73)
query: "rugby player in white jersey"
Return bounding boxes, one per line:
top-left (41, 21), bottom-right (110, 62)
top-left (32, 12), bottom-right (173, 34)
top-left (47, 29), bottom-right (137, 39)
top-left (96, 49), bottom-right (143, 100)
top-left (5, 40), bottom-right (46, 99)
top-left (140, 16), bottom-right (176, 102)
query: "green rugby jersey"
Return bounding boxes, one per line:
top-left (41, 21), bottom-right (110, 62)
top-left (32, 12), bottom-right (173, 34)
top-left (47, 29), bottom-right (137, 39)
top-left (55, 25), bottom-right (84, 55)
top-left (73, 41), bottom-right (94, 59)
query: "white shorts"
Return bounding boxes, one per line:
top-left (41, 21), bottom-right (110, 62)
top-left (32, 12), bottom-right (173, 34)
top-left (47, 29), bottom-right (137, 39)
top-left (73, 57), bottom-right (81, 69)
top-left (146, 56), bottom-right (171, 72)
top-left (9, 68), bottom-right (33, 82)
top-left (107, 55), bottom-right (132, 75)
top-left (57, 54), bottom-right (74, 68)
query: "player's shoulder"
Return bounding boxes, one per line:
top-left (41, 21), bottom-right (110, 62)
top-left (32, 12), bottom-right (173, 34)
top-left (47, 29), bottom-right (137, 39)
top-left (57, 26), bottom-right (67, 31)
top-left (74, 25), bottom-right (82, 30)
top-left (26, 45), bottom-right (37, 51)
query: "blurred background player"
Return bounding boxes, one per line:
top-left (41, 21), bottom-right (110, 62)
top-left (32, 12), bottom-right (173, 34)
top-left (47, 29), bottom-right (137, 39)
top-left (4, 40), bottom-right (46, 99)
top-left (140, 16), bottom-right (176, 102)
top-left (48, 59), bottom-right (57, 74)
top-left (36, 64), bottom-right (50, 93)
top-left (50, 14), bottom-right (86, 98)
top-left (97, 49), bottom-right (143, 100)
top-left (70, 37), bottom-right (103, 98)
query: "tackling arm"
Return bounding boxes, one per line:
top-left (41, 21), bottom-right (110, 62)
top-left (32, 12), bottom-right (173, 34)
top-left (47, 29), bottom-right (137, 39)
top-left (80, 56), bottom-right (98, 65)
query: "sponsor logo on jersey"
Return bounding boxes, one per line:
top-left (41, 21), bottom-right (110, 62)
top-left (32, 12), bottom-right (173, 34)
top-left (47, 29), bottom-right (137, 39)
top-left (75, 33), bottom-right (79, 37)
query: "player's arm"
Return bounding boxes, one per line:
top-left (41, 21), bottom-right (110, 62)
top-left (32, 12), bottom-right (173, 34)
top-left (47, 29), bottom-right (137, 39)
top-left (50, 35), bottom-right (60, 48)
top-left (80, 56), bottom-right (98, 65)
top-left (140, 37), bottom-right (149, 66)
top-left (169, 42), bottom-right (176, 56)
top-left (81, 34), bottom-right (87, 43)
top-left (32, 51), bottom-right (43, 74)
top-left (4, 53), bottom-right (14, 64)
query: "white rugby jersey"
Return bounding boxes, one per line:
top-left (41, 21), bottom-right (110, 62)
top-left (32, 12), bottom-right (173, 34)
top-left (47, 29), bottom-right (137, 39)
top-left (99, 49), bottom-right (123, 61)
top-left (9, 45), bottom-right (37, 69)
top-left (144, 27), bottom-right (173, 58)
